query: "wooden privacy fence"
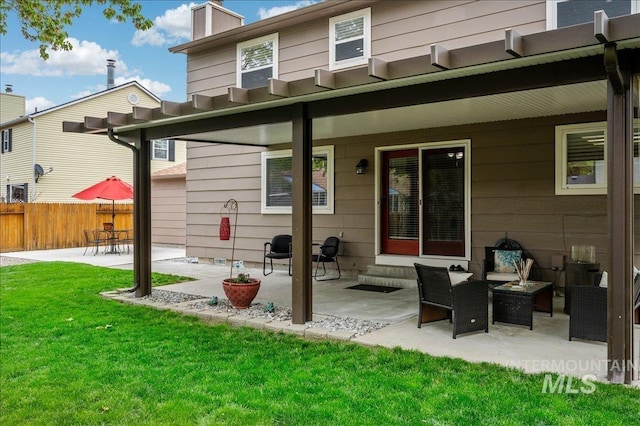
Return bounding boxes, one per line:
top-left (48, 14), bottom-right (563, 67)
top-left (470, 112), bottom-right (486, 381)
top-left (0, 203), bottom-right (133, 252)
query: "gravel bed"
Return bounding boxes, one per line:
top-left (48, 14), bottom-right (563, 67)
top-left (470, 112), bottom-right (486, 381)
top-left (122, 288), bottom-right (389, 337)
top-left (0, 256), bottom-right (39, 267)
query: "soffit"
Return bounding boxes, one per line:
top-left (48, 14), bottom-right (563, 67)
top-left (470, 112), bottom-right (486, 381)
top-left (182, 80), bottom-right (607, 145)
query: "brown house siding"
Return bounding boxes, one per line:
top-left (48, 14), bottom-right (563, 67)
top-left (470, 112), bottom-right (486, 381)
top-left (183, 1), bottom-right (545, 98)
top-left (186, 110), bottom-right (636, 279)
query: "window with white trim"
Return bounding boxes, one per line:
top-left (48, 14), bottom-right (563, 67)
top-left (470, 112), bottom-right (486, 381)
top-left (546, 0), bottom-right (639, 30)
top-left (237, 33), bottom-right (278, 89)
top-left (261, 146), bottom-right (334, 214)
top-left (7, 183), bottom-right (27, 202)
top-left (555, 122), bottom-right (640, 195)
top-left (329, 8), bottom-right (371, 71)
top-left (152, 139), bottom-right (175, 161)
top-left (153, 140), bottom-right (169, 160)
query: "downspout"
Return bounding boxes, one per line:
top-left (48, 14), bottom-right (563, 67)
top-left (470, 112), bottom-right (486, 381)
top-left (108, 128), bottom-right (139, 292)
top-left (604, 43), bottom-right (624, 95)
top-left (28, 116), bottom-right (36, 201)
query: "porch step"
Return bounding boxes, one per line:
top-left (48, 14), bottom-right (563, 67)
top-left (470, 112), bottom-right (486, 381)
top-left (357, 265), bottom-right (417, 289)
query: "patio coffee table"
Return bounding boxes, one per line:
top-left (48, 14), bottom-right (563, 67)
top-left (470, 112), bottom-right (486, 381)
top-left (491, 281), bottom-right (553, 330)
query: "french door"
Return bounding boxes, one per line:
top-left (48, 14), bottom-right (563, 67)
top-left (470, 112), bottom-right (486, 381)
top-left (381, 149), bottom-right (419, 255)
top-left (380, 144), bottom-right (468, 258)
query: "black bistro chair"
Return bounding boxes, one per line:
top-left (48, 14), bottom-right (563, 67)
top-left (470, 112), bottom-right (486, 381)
top-left (263, 234), bottom-right (292, 276)
top-left (312, 236), bottom-right (341, 280)
top-left (83, 229), bottom-right (105, 256)
top-left (414, 263), bottom-right (488, 339)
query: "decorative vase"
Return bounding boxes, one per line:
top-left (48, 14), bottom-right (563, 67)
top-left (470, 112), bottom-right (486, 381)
top-left (222, 278), bottom-right (261, 309)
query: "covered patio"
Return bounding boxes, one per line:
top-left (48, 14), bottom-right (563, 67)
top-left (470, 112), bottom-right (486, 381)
top-left (63, 13), bottom-right (639, 383)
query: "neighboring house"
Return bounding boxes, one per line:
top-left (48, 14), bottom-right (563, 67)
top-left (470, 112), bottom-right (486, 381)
top-left (151, 162), bottom-right (187, 246)
top-left (62, 0), bottom-right (640, 382)
top-left (0, 88), bottom-right (25, 123)
top-left (0, 81), bottom-right (186, 202)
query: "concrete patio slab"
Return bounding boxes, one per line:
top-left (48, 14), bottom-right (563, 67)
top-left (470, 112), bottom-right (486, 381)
top-left (2, 247), bottom-right (638, 386)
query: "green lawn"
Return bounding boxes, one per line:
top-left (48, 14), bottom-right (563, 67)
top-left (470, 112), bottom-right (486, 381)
top-left (1, 262), bottom-right (638, 425)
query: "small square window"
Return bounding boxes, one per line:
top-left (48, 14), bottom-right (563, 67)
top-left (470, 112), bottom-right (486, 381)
top-left (329, 8), bottom-right (371, 71)
top-left (8, 183), bottom-right (27, 202)
top-left (153, 140), bottom-right (169, 160)
top-left (237, 33), bottom-right (278, 89)
top-left (261, 146), bottom-right (334, 214)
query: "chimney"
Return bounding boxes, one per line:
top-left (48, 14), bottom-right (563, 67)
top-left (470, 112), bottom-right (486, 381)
top-left (191, 1), bottom-right (243, 41)
top-left (5, 84), bottom-right (13, 93)
top-left (107, 59), bottom-right (116, 89)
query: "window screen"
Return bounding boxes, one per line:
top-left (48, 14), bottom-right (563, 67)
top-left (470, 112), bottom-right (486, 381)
top-left (263, 150), bottom-right (331, 212)
top-left (557, 0), bottom-right (631, 28)
top-left (334, 16), bottom-right (365, 62)
top-left (240, 37), bottom-right (275, 89)
top-left (565, 130), bottom-right (605, 185)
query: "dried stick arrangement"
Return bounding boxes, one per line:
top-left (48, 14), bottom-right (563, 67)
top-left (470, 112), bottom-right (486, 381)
top-left (514, 258), bottom-right (534, 285)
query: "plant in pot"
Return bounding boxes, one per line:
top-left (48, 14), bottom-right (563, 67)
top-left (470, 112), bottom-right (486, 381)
top-left (222, 273), bottom-right (261, 309)
top-left (220, 199), bottom-right (261, 309)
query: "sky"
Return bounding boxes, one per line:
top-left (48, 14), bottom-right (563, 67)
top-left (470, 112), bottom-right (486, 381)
top-left (0, 1), bottom-right (317, 114)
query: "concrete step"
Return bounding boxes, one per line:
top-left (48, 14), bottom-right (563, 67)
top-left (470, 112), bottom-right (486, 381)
top-left (366, 264), bottom-right (417, 278)
top-left (358, 265), bottom-right (418, 289)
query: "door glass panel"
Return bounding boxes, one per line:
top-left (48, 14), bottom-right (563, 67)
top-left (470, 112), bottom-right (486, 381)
top-left (387, 156), bottom-right (418, 241)
top-left (423, 148), bottom-right (465, 256)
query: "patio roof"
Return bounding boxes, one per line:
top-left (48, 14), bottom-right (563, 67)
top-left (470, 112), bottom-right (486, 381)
top-left (63, 13), bottom-right (640, 144)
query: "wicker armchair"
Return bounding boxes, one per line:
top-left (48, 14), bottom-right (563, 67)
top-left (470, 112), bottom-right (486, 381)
top-left (414, 263), bottom-right (488, 339)
top-left (569, 285), bottom-right (607, 342)
top-left (482, 236), bottom-right (540, 287)
top-left (569, 273), bottom-right (640, 341)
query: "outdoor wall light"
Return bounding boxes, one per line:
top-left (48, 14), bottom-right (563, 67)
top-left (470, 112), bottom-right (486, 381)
top-left (356, 159), bottom-right (368, 175)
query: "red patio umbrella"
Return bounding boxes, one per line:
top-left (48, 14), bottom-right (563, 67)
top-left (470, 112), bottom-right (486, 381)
top-left (72, 176), bottom-right (134, 223)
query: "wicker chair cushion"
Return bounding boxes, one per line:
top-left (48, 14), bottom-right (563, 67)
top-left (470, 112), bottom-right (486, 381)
top-left (450, 272), bottom-right (473, 285)
top-left (486, 272), bottom-right (519, 282)
top-left (598, 271), bottom-right (608, 288)
top-left (494, 250), bottom-right (522, 273)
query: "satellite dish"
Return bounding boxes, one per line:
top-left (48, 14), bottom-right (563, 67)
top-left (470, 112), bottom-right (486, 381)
top-left (34, 164), bottom-right (44, 182)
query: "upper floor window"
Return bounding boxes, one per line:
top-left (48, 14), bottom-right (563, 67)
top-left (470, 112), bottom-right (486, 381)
top-left (1, 128), bottom-right (12, 153)
top-left (555, 122), bottom-right (640, 195)
top-left (547, 0), bottom-right (639, 30)
top-left (329, 8), bottom-right (371, 71)
top-left (261, 146), bottom-right (334, 214)
top-left (237, 33), bottom-right (278, 89)
top-left (152, 139), bottom-right (175, 161)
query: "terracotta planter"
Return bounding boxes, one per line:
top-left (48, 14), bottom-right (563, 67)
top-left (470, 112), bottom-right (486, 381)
top-left (222, 278), bottom-right (261, 309)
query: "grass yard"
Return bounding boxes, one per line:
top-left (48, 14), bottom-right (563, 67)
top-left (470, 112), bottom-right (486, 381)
top-left (1, 262), bottom-right (638, 425)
